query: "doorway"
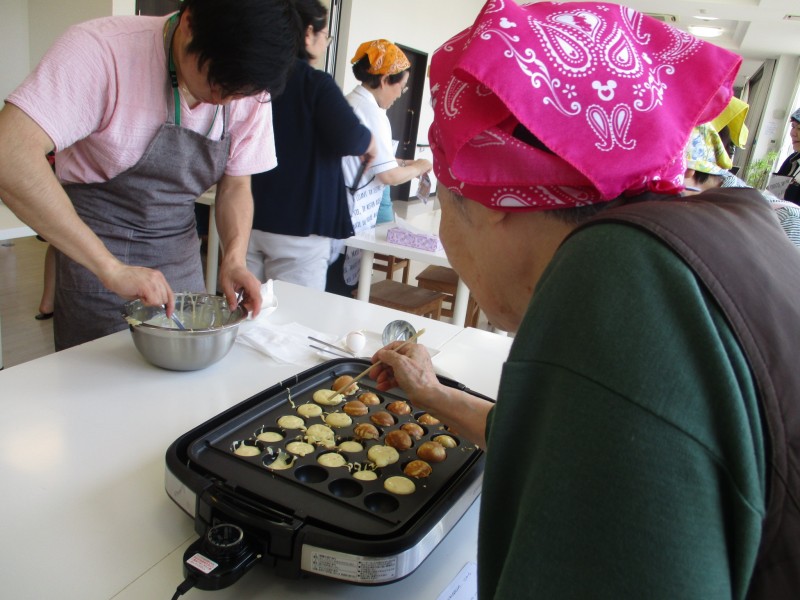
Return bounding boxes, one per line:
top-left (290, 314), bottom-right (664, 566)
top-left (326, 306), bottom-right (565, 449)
top-left (737, 59), bottom-right (775, 180)
top-left (387, 44), bottom-right (428, 201)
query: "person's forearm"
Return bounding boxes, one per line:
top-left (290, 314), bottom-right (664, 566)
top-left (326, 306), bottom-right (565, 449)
top-left (0, 105), bottom-right (122, 283)
top-left (214, 174), bottom-right (253, 268)
top-left (411, 384), bottom-right (492, 449)
top-left (376, 159), bottom-right (428, 186)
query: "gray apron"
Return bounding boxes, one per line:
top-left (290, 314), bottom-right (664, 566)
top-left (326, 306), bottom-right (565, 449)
top-left (54, 15), bottom-right (231, 350)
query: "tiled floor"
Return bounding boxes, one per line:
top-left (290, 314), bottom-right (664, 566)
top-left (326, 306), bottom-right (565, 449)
top-left (0, 236), bottom-right (54, 368)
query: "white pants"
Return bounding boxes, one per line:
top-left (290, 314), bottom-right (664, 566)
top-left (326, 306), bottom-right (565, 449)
top-left (246, 231), bottom-right (331, 290)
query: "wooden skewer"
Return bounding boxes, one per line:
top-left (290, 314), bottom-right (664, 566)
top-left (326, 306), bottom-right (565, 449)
top-left (333, 328), bottom-right (426, 395)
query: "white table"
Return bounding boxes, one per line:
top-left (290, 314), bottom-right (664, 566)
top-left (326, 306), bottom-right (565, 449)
top-left (0, 201), bottom-right (37, 370)
top-left (0, 280), bottom-right (512, 600)
top-left (345, 209), bottom-right (471, 326)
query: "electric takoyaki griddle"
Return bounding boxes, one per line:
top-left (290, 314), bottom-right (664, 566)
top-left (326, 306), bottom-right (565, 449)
top-left (165, 358), bottom-right (490, 592)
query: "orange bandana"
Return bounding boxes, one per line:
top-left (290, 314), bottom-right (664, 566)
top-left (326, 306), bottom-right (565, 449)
top-left (351, 39), bottom-right (410, 75)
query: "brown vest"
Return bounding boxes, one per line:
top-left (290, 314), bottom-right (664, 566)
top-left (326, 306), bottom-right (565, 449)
top-left (580, 188), bottom-right (800, 598)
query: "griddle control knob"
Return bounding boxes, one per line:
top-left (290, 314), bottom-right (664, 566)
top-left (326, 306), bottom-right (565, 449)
top-left (205, 523), bottom-right (245, 557)
top-left (183, 523), bottom-right (259, 591)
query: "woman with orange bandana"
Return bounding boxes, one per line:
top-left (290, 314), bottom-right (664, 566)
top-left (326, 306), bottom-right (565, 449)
top-left (327, 39), bottom-right (432, 296)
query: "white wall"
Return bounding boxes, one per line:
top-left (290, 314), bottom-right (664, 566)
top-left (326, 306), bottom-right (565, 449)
top-left (1, 0), bottom-right (128, 100)
top-left (0, 0), bottom-right (31, 100)
top-left (337, 0), bottom-right (486, 146)
top-left (28, 0), bottom-right (112, 66)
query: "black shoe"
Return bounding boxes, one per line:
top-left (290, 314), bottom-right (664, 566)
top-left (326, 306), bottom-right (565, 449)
top-left (34, 312), bottom-right (54, 320)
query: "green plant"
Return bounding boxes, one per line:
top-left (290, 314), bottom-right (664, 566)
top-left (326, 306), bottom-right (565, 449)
top-left (744, 151), bottom-right (779, 189)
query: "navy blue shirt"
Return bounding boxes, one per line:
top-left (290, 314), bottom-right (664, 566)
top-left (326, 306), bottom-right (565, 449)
top-left (777, 151), bottom-right (800, 204)
top-left (251, 59), bottom-right (371, 238)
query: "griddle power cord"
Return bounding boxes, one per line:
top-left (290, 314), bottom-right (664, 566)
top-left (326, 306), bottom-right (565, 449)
top-left (170, 576), bottom-right (196, 600)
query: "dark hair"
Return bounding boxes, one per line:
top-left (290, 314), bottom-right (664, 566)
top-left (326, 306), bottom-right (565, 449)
top-left (352, 55), bottom-right (408, 89)
top-left (293, 0), bottom-right (328, 61)
top-left (693, 170), bottom-right (716, 184)
top-left (180, 0), bottom-right (299, 98)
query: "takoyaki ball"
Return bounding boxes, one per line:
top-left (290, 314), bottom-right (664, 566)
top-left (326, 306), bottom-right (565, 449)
top-left (417, 413), bottom-right (440, 426)
top-left (400, 423), bottom-right (425, 440)
top-left (367, 445), bottom-right (400, 468)
top-left (325, 412), bottom-right (353, 428)
top-left (384, 476), bottom-right (415, 495)
top-left (297, 403), bottom-right (323, 418)
top-left (256, 430), bottom-right (283, 443)
top-left (313, 389), bottom-right (344, 406)
top-left (233, 442), bottom-right (260, 457)
top-left (370, 411), bottom-right (395, 427)
top-left (353, 423), bottom-right (380, 440)
top-left (318, 452), bottom-right (347, 468)
top-left (343, 400), bottom-right (368, 417)
top-left (432, 434), bottom-right (457, 448)
top-left (332, 375), bottom-right (358, 395)
top-left (403, 460), bottom-right (432, 479)
top-left (358, 392), bottom-right (380, 406)
top-left (384, 429), bottom-right (413, 451)
top-left (277, 415), bottom-right (305, 429)
top-left (286, 441), bottom-right (315, 456)
top-left (386, 400), bottom-right (411, 415)
top-left (305, 424), bottom-right (336, 448)
top-left (416, 441), bottom-right (447, 463)
top-left (353, 469), bottom-right (378, 481)
top-left (338, 440), bottom-right (364, 453)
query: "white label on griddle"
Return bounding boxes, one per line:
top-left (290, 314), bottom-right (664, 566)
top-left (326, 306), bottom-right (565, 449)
top-left (187, 553), bottom-right (218, 574)
top-left (302, 547), bottom-right (398, 582)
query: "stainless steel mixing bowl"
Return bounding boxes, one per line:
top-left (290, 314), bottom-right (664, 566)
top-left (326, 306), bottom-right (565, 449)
top-left (123, 292), bottom-right (248, 371)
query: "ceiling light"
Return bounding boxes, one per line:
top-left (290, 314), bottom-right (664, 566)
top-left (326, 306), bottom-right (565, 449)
top-left (693, 15), bottom-right (719, 21)
top-left (688, 25), bottom-right (724, 38)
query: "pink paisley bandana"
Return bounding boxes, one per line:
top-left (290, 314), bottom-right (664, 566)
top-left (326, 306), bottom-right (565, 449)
top-left (428, 1), bottom-right (742, 210)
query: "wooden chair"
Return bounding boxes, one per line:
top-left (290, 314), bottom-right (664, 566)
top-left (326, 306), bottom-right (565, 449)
top-left (372, 253), bottom-right (410, 283)
top-left (361, 279), bottom-right (446, 319)
top-left (415, 265), bottom-right (481, 327)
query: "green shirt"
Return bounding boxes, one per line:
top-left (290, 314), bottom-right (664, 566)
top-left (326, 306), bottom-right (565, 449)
top-left (479, 224), bottom-right (766, 599)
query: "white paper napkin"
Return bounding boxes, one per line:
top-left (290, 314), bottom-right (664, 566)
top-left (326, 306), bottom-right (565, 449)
top-left (234, 280), bottom-right (336, 365)
top-left (237, 320), bottom-right (337, 365)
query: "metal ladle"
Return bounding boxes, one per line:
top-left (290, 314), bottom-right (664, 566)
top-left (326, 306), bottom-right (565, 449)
top-left (382, 319), bottom-right (417, 345)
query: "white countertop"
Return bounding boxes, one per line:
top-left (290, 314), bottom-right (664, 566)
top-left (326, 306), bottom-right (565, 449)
top-left (0, 280), bottom-right (512, 599)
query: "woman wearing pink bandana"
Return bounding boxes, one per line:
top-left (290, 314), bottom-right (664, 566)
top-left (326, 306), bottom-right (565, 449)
top-left (369, 2), bottom-right (800, 598)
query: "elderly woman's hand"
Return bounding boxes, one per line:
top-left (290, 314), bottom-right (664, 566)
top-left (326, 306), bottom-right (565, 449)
top-left (369, 341), bottom-right (441, 411)
top-left (369, 340), bottom-right (492, 449)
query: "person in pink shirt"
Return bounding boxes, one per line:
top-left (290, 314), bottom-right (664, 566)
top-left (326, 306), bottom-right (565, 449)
top-left (0, 0), bottom-right (298, 349)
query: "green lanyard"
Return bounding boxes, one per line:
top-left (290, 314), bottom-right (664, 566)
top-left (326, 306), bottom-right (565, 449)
top-left (166, 14), bottom-right (220, 133)
top-left (166, 14), bottom-right (182, 126)
top-left (164, 14), bottom-right (219, 137)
